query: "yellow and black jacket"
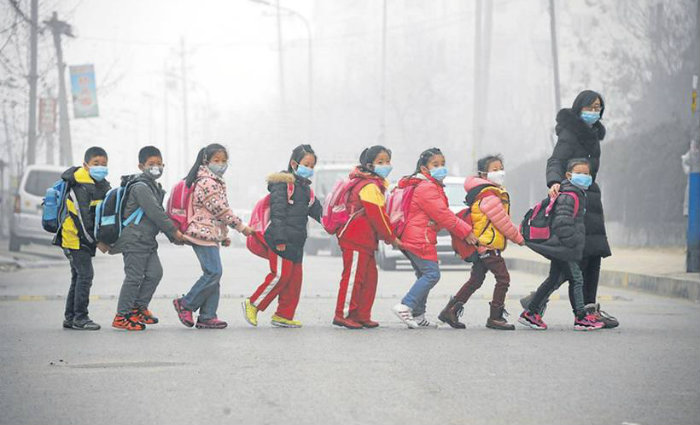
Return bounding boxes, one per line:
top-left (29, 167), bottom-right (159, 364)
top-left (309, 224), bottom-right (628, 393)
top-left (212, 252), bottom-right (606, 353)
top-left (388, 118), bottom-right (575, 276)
top-left (52, 166), bottom-right (110, 255)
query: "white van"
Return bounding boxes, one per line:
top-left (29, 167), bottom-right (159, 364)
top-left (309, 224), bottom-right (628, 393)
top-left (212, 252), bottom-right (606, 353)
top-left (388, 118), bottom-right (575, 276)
top-left (10, 165), bottom-right (65, 251)
top-left (376, 176), bottom-right (467, 270)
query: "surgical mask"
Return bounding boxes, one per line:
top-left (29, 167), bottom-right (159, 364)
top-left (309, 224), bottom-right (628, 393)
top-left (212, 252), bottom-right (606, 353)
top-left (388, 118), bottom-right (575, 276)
top-left (145, 165), bottom-right (163, 179)
top-left (295, 164), bottom-right (314, 179)
top-left (581, 111), bottom-right (600, 126)
top-left (429, 166), bottom-right (448, 181)
top-left (570, 173), bottom-right (592, 189)
top-left (487, 170), bottom-right (506, 186)
top-left (208, 163), bottom-right (228, 176)
top-left (373, 164), bottom-right (393, 179)
top-left (89, 165), bottom-right (108, 182)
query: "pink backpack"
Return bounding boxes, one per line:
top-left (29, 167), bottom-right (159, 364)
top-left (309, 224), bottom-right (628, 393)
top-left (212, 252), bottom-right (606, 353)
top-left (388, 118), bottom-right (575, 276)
top-left (246, 183), bottom-right (315, 259)
top-left (321, 178), bottom-right (368, 235)
top-left (386, 184), bottom-right (417, 237)
top-left (166, 180), bottom-right (195, 232)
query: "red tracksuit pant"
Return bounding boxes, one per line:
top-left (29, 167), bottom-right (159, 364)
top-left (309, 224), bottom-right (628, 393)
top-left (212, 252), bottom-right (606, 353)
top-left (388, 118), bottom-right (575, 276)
top-left (335, 248), bottom-right (378, 321)
top-left (250, 252), bottom-right (303, 320)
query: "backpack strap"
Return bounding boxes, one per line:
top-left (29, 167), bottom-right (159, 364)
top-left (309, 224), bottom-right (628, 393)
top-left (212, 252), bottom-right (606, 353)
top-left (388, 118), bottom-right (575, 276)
top-left (559, 191), bottom-right (581, 218)
top-left (66, 188), bottom-right (95, 245)
top-left (464, 183), bottom-right (498, 206)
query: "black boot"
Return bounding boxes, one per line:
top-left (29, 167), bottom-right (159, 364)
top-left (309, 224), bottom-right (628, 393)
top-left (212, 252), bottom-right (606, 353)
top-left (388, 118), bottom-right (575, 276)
top-left (486, 302), bottom-right (515, 330)
top-left (438, 297), bottom-right (466, 329)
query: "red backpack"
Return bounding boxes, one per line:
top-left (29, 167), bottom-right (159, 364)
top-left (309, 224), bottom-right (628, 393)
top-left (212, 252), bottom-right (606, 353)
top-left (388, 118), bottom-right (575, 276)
top-left (386, 179), bottom-right (419, 238)
top-left (166, 178), bottom-right (209, 233)
top-left (246, 183), bottom-right (315, 259)
top-left (321, 178), bottom-right (371, 236)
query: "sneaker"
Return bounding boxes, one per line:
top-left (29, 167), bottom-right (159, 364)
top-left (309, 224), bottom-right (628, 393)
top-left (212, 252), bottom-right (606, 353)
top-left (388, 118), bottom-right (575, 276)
top-left (518, 310), bottom-right (547, 330)
top-left (172, 298), bottom-right (194, 328)
top-left (413, 314), bottom-right (439, 329)
top-left (133, 307), bottom-right (159, 325)
top-left (332, 316), bottom-right (363, 329)
top-left (574, 313), bottom-right (605, 331)
top-left (271, 314), bottom-right (302, 328)
top-left (241, 298), bottom-right (258, 327)
top-left (520, 292), bottom-right (548, 315)
top-left (63, 319), bottom-right (73, 329)
top-left (112, 313), bottom-right (146, 331)
top-left (195, 317), bottom-right (228, 329)
top-left (392, 303), bottom-right (419, 329)
top-left (356, 319), bottom-right (380, 329)
top-left (585, 303), bottom-right (619, 329)
top-left (72, 318), bottom-right (101, 331)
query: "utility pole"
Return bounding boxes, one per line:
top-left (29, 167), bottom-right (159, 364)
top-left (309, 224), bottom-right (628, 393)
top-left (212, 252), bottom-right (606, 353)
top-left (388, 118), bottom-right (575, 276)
top-left (687, 0), bottom-right (700, 273)
top-left (179, 37), bottom-right (190, 174)
top-left (380, 0), bottom-right (387, 144)
top-left (26, 0), bottom-right (38, 165)
top-left (549, 0), bottom-right (562, 114)
top-left (163, 61), bottom-right (169, 150)
top-left (275, 0), bottom-right (286, 109)
top-left (45, 12), bottom-right (74, 166)
top-left (471, 0), bottom-right (483, 163)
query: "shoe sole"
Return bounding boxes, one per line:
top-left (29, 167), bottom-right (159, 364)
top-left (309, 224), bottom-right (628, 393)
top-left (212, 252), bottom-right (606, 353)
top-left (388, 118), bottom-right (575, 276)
top-left (361, 323), bottom-right (379, 329)
top-left (241, 300), bottom-right (258, 327)
top-left (111, 325), bottom-right (145, 331)
top-left (574, 324), bottom-right (604, 331)
top-left (332, 320), bottom-right (362, 329)
top-left (438, 317), bottom-right (466, 329)
top-left (195, 324), bottom-right (228, 329)
top-left (172, 300), bottom-right (194, 328)
top-left (518, 317), bottom-right (546, 330)
top-left (486, 324), bottom-right (515, 330)
top-left (271, 321), bottom-right (301, 328)
top-left (71, 325), bottom-right (101, 330)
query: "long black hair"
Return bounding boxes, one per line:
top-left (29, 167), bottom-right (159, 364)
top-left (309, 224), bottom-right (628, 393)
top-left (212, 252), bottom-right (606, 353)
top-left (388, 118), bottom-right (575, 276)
top-left (359, 145), bottom-right (391, 174)
top-left (287, 144), bottom-right (317, 173)
top-left (185, 143), bottom-right (228, 187)
top-left (572, 90), bottom-right (605, 118)
top-left (414, 147), bottom-right (443, 174)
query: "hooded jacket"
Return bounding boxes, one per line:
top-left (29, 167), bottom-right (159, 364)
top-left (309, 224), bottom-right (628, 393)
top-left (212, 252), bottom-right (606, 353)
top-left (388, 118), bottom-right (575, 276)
top-left (465, 176), bottom-right (524, 251)
top-left (53, 166), bottom-right (111, 255)
top-left (110, 172), bottom-right (178, 253)
top-left (526, 179), bottom-right (587, 262)
top-left (338, 167), bottom-right (396, 253)
top-left (546, 90), bottom-right (611, 258)
top-left (264, 171), bottom-right (322, 263)
top-left (399, 172), bottom-right (471, 262)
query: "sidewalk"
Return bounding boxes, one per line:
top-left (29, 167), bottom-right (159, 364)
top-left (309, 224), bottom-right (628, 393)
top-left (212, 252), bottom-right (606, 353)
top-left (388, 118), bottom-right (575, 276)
top-left (505, 245), bottom-right (700, 302)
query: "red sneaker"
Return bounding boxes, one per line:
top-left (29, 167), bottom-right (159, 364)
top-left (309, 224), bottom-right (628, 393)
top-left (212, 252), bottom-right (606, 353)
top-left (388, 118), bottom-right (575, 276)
top-left (332, 316), bottom-right (363, 329)
top-left (172, 298), bottom-right (194, 328)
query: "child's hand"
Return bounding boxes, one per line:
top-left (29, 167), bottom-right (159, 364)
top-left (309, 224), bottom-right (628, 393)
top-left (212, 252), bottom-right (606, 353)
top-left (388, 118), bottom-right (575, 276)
top-left (222, 238), bottom-right (231, 247)
top-left (276, 244), bottom-right (286, 251)
top-left (549, 183), bottom-right (561, 197)
top-left (173, 230), bottom-right (186, 245)
top-left (97, 242), bottom-right (110, 253)
top-left (392, 238), bottom-right (404, 250)
top-left (465, 233), bottom-right (479, 246)
top-left (241, 226), bottom-right (254, 237)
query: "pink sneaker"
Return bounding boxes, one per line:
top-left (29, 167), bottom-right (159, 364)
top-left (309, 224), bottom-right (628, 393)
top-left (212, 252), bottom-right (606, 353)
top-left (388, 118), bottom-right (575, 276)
top-left (574, 314), bottom-right (605, 331)
top-left (518, 310), bottom-right (548, 330)
top-left (172, 298), bottom-right (194, 328)
top-left (195, 317), bottom-right (228, 329)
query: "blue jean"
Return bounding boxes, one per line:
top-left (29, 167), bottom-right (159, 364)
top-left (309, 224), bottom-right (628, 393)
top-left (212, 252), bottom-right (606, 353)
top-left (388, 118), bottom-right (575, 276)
top-left (183, 245), bottom-right (222, 320)
top-left (401, 250), bottom-right (441, 317)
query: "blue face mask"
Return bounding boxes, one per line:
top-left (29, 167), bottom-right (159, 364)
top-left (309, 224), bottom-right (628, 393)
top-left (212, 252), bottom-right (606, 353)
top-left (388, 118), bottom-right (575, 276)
top-left (89, 165), bottom-right (108, 182)
top-left (373, 164), bottom-right (393, 179)
top-left (295, 164), bottom-right (314, 179)
top-left (429, 166), bottom-right (448, 181)
top-left (570, 173), bottom-right (592, 189)
top-left (581, 111), bottom-right (600, 126)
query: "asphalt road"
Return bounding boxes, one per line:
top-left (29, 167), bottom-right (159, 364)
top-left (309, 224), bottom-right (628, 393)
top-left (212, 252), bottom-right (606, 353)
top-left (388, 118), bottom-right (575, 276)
top-left (0, 242), bottom-right (698, 425)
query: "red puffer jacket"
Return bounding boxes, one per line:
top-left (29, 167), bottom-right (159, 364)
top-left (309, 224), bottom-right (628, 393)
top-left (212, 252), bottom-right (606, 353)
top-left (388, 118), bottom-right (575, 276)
top-left (400, 173), bottom-right (471, 261)
top-left (338, 168), bottom-right (396, 254)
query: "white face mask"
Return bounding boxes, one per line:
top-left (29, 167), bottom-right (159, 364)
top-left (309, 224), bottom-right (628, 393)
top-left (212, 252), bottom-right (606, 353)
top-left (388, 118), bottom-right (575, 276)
top-left (486, 170), bottom-right (506, 186)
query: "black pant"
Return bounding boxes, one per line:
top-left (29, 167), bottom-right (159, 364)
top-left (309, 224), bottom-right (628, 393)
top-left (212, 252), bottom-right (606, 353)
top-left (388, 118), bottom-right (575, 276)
top-left (64, 248), bottom-right (95, 322)
top-left (529, 259), bottom-right (585, 316)
top-left (579, 256), bottom-right (601, 305)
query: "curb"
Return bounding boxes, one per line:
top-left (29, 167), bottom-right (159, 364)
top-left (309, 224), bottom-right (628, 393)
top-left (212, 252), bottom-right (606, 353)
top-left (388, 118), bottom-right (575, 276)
top-left (504, 257), bottom-right (700, 302)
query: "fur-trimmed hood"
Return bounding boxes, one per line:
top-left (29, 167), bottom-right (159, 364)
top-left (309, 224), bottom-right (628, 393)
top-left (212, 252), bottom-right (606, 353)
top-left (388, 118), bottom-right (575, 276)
top-left (556, 108), bottom-right (606, 142)
top-left (266, 171), bottom-right (295, 184)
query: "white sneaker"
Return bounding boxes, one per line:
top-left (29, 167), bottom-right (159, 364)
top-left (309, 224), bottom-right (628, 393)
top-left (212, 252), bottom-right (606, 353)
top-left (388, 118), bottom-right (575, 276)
top-left (392, 304), bottom-right (419, 328)
top-left (413, 314), bottom-right (439, 329)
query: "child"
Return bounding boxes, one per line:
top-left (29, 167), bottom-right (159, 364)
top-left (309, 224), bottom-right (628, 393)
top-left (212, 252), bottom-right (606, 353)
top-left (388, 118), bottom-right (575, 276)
top-left (111, 146), bottom-right (184, 331)
top-left (172, 144), bottom-right (253, 329)
top-left (392, 147), bottom-right (476, 329)
top-left (242, 144), bottom-right (322, 328)
top-left (54, 147), bottom-right (111, 330)
top-left (333, 145), bottom-right (401, 329)
top-left (439, 154), bottom-right (525, 330)
top-left (518, 158), bottom-right (605, 331)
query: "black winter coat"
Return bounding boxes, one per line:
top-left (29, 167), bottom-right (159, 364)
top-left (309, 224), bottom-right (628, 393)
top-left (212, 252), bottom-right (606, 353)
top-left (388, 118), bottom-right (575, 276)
top-left (526, 180), bottom-right (587, 262)
top-left (546, 107), bottom-right (611, 258)
top-left (264, 171), bottom-right (322, 263)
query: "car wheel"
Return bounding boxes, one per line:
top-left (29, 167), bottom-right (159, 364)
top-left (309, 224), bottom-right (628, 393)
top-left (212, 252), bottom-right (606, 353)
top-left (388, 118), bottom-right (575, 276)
top-left (9, 233), bottom-right (21, 252)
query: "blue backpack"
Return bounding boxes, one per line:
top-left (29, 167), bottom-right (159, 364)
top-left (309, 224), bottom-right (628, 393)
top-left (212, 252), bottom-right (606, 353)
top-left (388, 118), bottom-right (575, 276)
top-left (42, 180), bottom-right (68, 233)
top-left (94, 178), bottom-right (144, 245)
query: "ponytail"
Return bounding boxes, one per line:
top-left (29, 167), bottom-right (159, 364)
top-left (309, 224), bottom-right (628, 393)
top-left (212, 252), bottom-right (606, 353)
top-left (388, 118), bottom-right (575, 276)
top-left (185, 143), bottom-right (228, 187)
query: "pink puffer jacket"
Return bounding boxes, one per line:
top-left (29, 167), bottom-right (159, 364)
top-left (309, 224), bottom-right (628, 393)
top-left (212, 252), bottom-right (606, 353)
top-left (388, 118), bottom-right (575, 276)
top-left (400, 173), bottom-right (471, 261)
top-left (185, 166), bottom-right (244, 243)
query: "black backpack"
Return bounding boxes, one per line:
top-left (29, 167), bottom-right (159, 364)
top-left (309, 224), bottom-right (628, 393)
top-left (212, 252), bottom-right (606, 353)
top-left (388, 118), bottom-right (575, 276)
top-left (520, 192), bottom-right (580, 242)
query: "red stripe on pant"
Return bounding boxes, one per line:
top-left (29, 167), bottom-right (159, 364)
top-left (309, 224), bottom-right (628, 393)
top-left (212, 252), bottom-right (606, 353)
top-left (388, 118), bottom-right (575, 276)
top-left (250, 252), bottom-right (303, 320)
top-left (335, 248), bottom-right (378, 321)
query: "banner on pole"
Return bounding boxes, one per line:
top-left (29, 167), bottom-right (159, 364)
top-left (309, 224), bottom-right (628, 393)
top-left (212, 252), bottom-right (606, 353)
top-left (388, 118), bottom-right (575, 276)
top-left (38, 98), bottom-right (57, 133)
top-left (69, 64), bottom-right (99, 118)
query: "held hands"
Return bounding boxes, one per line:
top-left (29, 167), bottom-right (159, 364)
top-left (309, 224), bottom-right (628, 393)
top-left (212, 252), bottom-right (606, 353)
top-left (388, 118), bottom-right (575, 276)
top-left (548, 183), bottom-right (561, 198)
top-left (391, 238), bottom-right (404, 250)
top-left (173, 230), bottom-right (186, 245)
top-left (241, 225), bottom-right (254, 237)
top-left (96, 242), bottom-right (110, 254)
top-left (222, 238), bottom-right (231, 247)
top-left (465, 233), bottom-right (479, 246)
top-left (276, 244), bottom-right (286, 252)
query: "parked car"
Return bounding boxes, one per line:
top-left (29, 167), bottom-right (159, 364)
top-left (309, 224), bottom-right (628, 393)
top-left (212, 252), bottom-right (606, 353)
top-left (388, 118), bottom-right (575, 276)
top-left (376, 176), bottom-right (467, 270)
top-left (10, 165), bottom-right (65, 252)
top-left (305, 163), bottom-right (355, 256)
